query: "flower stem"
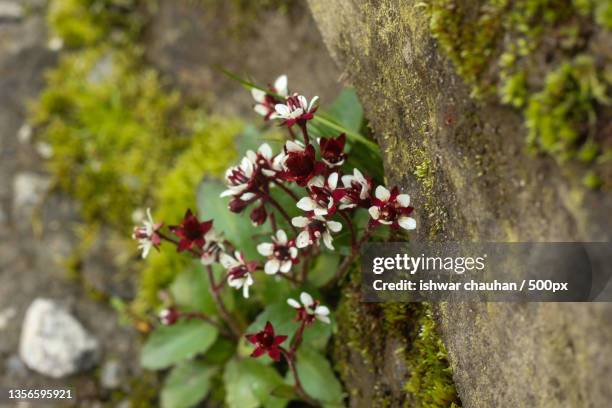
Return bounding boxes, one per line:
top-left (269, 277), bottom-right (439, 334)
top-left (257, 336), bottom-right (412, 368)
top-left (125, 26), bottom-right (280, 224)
top-left (272, 179), bottom-right (299, 202)
top-left (280, 347), bottom-right (320, 407)
top-left (299, 123), bottom-right (310, 145)
top-left (181, 311), bottom-right (231, 337)
top-left (339, 211), bottom-right (357, 248)
top-left (158, 231), bottom-right (202, 257)
top-left (322, 226), bottom-right (372, 290)
top-left (206, 265), bottom-right (243, 338)
top-left (265, 196), bottom-right (297, 232)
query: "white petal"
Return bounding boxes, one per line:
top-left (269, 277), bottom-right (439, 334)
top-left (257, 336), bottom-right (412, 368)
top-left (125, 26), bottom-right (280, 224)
top-left (276, 229), bottom-right (287, 244)
top-left (328, 173), bottom-right (338, 189)
top-left (368, 206), bottom-right (380, 220)
top-left (265, 259), bottom-right (280, 275)
top-left (275, 104), bottom-right (290, 116)
top-left (280, 260), bottom-right (292, 273)
top-left (287, 298), bottom-right (301, 309)
top-left (396, 194), bottom-right (410, 207)
top-left (297, 197), bottom-right (317, 212)
top-left (379, 219), bottom-right (393, 225)
top-left (315, 305), bottom-right (330, 316)
top-left (274, 75), bottom-right (288, 96)
top-left (240, 192), bottom-right (256, 201)
top-left (375, 186), bottom-right (390, 201)
top-left (308, 96), bottom-right (319, 111)
top-left (341, 174), bottom-right (353, 187)
top-left (228, 277), bottom-right (243, 288)
top-left (322, 231), bottom-right (334, 250)
top-left (296, 231), bottom-right (311, 248)
top-left (251, 88), bottom-right (266, 103)
top-left (220, 253), bottom-right (237, 269)
top-left (298, 95), bottom-right (308, 110)
top-left (327, 220), bottom-right (343, 233)
top-left (220, 189), bottom-right (236, 198)
top-left (398, 216), bottom-right (417, 230)
top-left (285, 140), bottom-right (304, 152)
top-left (259, 143), bottom-right (272, 159)
top-left (307, 175), bottom-right (324, 188)
top-left (313, 207), bottom-right (328, 217)
top-left (300, 292), bottom-right (314, 307)
top-left (317, 315), bottom-right (331, 324)
top-left (292, 216), bottom-right (309, 228)
top-left (289, 247), bottom-right (298, 258)
top-left (243, 282), bottom-right (250, 298)
top-left (257, 243), bottom-right (274, 256)
top-left (254, 104), bottom-right (269, 117)
top-left (261, 169), bottom-right (276, 177)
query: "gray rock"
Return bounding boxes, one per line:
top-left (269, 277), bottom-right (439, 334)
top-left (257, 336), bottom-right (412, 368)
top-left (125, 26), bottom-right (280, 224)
top-left (0, 2), bottom-right (23, 21)
top-left (87, 53), bottom-right (114, 84)
top-left (19, 298), bottom-right (100, 378)
top-left (12, 172), bottom-right (50, 217)
top-left (100, 359), bottom-right (124, 389)
top-left (5, 355), bottom-right (28, 378)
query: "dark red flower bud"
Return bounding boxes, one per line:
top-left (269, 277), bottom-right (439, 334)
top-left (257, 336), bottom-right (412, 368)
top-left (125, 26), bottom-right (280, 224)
top-left (250, 204), bottom-right (267, 226)
top-left (319, 133), bottom-right (346, 167)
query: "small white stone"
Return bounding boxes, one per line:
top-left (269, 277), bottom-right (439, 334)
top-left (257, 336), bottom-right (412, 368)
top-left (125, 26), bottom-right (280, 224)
top-left (12, 172), bottom-right (50, 213)
top-left (19, 299), bottom-right (99, 378)
top-left (17, 124), bottom-right (32, 144)
top-left (0, 2), bottom-right (23, 20)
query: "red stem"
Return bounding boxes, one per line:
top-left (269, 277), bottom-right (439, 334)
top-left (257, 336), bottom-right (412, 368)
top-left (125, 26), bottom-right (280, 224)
top-left (272, 179), bottom-right (299, 202)
top-left (322, 226), bottom-right (373, 290)
top-left (206, 265), bottom-right (243, 338)
top-left (280, 347), bottom-right (319, 407)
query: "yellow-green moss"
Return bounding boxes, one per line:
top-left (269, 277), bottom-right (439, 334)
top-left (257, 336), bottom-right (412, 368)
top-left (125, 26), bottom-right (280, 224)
top-left (333, 267), bottom-right (460, 407)
top-left (134, 116), bottom-right (240, 313)
top-left (33, 0), bottom-right (241, 315)
top-left (429, 0), bottom-right (611, 188)
top-left (47, 0), bottom-right (146, 48)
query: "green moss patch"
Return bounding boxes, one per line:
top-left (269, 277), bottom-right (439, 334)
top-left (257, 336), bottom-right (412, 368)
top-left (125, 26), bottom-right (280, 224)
top-left (429, 0), bottom-right (611, 188)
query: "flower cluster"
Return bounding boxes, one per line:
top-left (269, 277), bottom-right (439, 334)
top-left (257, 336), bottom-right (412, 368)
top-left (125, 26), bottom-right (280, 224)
top-left (132, 74), bottom-right (418, 406)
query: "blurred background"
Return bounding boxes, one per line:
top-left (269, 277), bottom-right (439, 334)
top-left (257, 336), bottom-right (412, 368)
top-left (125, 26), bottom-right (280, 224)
top-left (0, 0), bottom-right (342, 405)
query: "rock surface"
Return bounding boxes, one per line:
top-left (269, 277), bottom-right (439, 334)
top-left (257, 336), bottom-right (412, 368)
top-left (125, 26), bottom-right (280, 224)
top-left (308, 0), bottom-right (612, 406)
top-left (19, 298), bottom-right (100, 378)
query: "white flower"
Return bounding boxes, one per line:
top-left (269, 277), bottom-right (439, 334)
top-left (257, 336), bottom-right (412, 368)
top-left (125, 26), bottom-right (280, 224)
top-left (340, 168), bottom-right (372, 209)
top-left (252, 75), bottom-right (289, 119)
top-left (257, 229), bottom-right (298, 275)
top-left (274, 93), bottom-right (319, 126)
top-left (220, 251), bottom-right (256, 298)
top-left (200, 228), bottom-right (225, 265)
top-left (131, 208), bottom-right (162, 258)
top-left (368, 186), bottom-right (416, 231)
top-left (297, 172), bottom-right (342, 216)
top-left (292, 215), bottom-right (342, 250)
top-left (287, 292), bottom-right (331, 324)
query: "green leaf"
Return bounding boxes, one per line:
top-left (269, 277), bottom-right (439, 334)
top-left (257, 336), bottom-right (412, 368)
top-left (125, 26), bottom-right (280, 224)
top-left (169, 261), bottom-right (235, 314)
top-left (197, 179), bottom-right (258, 259)
top-left (326, 88), bottom-right (364, 133)
top-left (224, 358), bottom-right (289, 408)
top-left (294, 349), bottom-right (345, 407)
top-left (307, 253), bottom-right (341, 287)
top-left (160, 361), bottom-right (216, 408)
top-left (169, 263), bottom-right (214, 313)
top-left (140, 320), bottom-right (219, 370)
top-left (246, 302), bottom-right (332, 359)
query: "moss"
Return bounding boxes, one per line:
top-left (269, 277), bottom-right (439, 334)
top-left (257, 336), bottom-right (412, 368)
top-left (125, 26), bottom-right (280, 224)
top-left (47, 0), bottom-right (146, 48)
top-left (33, 0), bottom-right (241, 316)
top-left (134, 116), bottom-right (240, 313)
top-left (333, 267), bottom-right (460, 407)
top-left (403, 304), bottom-right (459, 408)
top-left (429, 0), bottom-right (611, 188)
